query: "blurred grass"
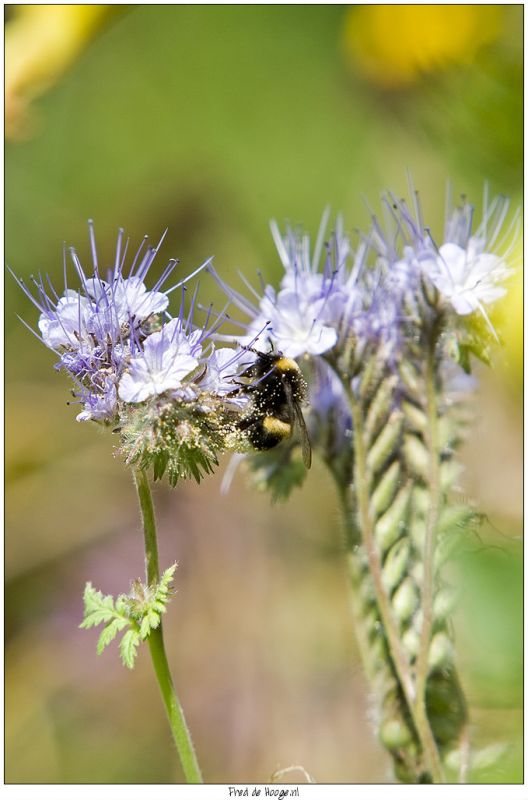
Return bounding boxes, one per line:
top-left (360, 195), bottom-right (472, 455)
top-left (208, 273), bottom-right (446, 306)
top-left (5, 5), bottom-right (522, 784)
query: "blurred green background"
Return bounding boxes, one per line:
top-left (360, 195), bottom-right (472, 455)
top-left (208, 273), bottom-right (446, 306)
top-left (6, 5), bottom-right (522, 784)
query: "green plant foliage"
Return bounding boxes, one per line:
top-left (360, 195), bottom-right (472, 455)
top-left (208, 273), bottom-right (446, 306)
top-left (247, 447), bottom-right (308, 502)
top-left (119, 396), bottom-right (243, 487)
top-left (80, 564), bottom-right (178, 669)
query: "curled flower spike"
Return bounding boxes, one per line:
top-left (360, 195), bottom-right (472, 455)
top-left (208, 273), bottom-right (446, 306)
top-left (214, 185), bottom-right (517, 782)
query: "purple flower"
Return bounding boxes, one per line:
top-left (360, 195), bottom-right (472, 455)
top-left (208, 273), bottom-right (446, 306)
top-left (198, 346), bottom-right (252, 400)
top-left (118, 319), bottom-right (201, 403)
top-left (377, 189), bottom-right (519, 334)
top-left (248, 285), bottom-right (339, 359)
top-left (76, 378), bottom-right (118, 422)
top-left (37, 290), bottom-right (93, 349)
top-left (422, 241), bottom-right (512, 316)
top-left (210, 211), bottom-right (367, 358)
top-left (14, 222), bottom-right (212, 423)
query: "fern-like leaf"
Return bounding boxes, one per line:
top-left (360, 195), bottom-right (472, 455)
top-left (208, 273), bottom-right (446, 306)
top-left (120, 629), bottom-right (141, 669)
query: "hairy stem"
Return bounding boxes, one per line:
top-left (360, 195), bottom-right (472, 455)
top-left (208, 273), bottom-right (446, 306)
top-left (413, 338), bottom-right (443, 774)
top-left (346, 389), bottom-right (444, 782)
top-left (133, 468), bottom-right (203, 784)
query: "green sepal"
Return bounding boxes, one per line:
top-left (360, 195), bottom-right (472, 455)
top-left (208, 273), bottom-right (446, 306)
top-left (247, 448), bottom-right (308, 502)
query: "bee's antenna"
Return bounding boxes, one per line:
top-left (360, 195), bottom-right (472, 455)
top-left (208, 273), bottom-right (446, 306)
top-left (266, 335), bottom-right (276, 353)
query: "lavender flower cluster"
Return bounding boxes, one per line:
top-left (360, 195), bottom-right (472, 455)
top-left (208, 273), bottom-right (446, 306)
top-left (15, 189), bottom-right (517, 484)
top-left (216, 191), bottom-right (515, 356)
top-left (14, 224), bottom-right (251, 424)
top-left (209, 189), bottom-right (517, 484)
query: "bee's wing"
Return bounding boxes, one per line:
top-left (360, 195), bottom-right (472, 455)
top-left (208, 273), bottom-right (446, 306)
top-left (294, 403), bottom-right (312, 469)
top-left (283, 380), bottom-right (312, 469)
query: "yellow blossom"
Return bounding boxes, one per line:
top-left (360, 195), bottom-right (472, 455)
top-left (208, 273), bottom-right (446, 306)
top-left (343, 5), bottom-right (502, 88)
top-left (6, 5), bottom-right (116, 139)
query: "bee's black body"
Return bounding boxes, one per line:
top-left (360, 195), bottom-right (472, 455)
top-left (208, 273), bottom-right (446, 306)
top-left (238, 350), bottom-right (312, 468)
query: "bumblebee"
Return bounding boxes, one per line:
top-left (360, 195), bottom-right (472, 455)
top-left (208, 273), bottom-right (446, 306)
top-left (237, 348), bottom-right (312, 469)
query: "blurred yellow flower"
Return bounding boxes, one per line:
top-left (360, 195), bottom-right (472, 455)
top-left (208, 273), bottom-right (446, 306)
top-left (343, 5), bottom-right (503, 88)
top-left (6, 5), bottom-right (116, 139)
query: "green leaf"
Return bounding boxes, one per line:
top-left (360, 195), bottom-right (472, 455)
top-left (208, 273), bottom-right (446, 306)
top-left (97, 617), bottom-right (129, 655)
top-left (156, 563), bottom-right (177, 601)
top-left (120, 629), bottom-right (141, 669)
top-left (114, 594), bottom-right (130, 615)
top-left (248, 448), bottom-right (308, 502)
top-left (80, 583), bottom-right (117, 629)
top-left (81, 565), bottom-right (177, 666)
top-left (139, 610), bottom-right (160, 639)
top-left (148, 609), bottom-right (161, 628)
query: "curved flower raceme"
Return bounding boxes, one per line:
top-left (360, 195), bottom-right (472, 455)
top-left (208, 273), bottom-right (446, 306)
top-left (212, 188), bottom-right (517, 783)
top-left (215, 189), bottom-right (517, 364)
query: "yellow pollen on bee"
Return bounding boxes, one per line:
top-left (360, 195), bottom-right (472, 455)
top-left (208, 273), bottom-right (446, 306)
top-left (262, 416), bottom-right (292, 437)
top-left (274, 357), bottom-right (299, 373)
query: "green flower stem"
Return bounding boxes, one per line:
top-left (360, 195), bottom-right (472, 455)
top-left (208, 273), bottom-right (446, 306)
top-left (134, 467), bottom-right (160, 586)
top-left (413, 338), bottom-right (442, 771)
top-left (133, 468), bottom-right (203, 784)
top-left (346, 389), bottom-right (444, 783)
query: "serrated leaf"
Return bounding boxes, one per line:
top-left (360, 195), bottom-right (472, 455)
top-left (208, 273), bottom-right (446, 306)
top-left (148, 609), bottom-right (161, 628)
top-left (120, 629), bottom-right (140, 669)
top-left (115, 594), bottom-right (130, 615)
top-left (80, 584), bottom-right (116, 629)
top-left (139, 609), bottom-right (161, 639)
top-left (140, 615), bottom-right (151, 639)
top-left (157, 563), bottom-right (177, 597)
top-left (97, 617), bottom-right (129, 654)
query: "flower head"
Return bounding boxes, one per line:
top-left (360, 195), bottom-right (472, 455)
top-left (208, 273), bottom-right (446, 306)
top-left (422, 195), bottom-right (517, 326)
top-left (210, 210), bottom-right (369, 359)
top-left (14, 222), bottom-right (213, 423)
